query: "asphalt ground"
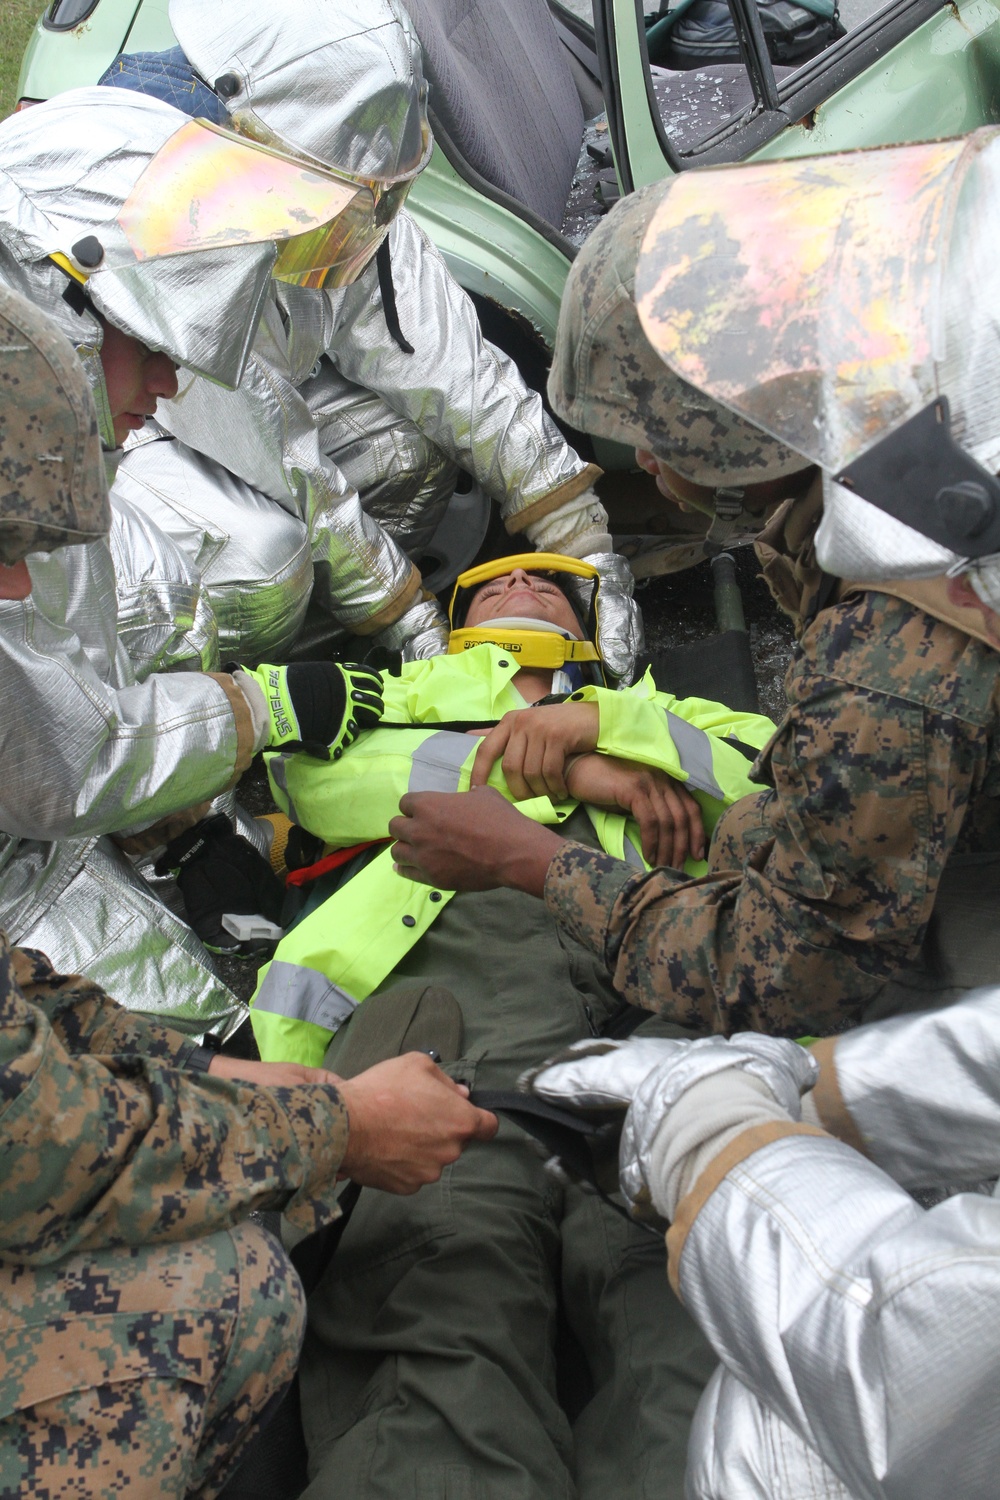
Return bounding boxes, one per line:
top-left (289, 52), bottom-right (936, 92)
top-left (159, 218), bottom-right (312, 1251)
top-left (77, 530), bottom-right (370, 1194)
top-left (639, 544), bottom-right (794, 723)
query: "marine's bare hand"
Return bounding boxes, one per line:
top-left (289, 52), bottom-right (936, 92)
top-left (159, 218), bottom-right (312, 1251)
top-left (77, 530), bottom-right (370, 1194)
top-left (336, 1053), bottom-right (497, 1193)
top-left (565, 753), bottom-right (705, 868)
top-left (208, 1055), bottom-right (342, 1090)
top-left (470, 701), bottom-right (600, 800)
top-left (390, 786), bottom-right (565, 896)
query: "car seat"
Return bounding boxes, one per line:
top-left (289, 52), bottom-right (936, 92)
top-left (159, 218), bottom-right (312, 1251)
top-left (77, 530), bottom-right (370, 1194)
top-left (403, 0), bottom-right (589, 230)
top-left (400, 0), bottom-right (803, 246)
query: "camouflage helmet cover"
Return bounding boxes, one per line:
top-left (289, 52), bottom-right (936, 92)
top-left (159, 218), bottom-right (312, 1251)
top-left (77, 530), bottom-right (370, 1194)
top-left (0, 285), bottom-right (110, 564)
top-left (547, 181), bottom-right (805, 489)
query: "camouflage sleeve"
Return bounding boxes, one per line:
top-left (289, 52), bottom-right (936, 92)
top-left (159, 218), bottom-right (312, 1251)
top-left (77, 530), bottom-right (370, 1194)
top-left (13, 947), bottom-right (200, 1067)
top-left (0, 941), bottom-right (348, 1265)
top-left (546, 594), bottom-right (993, 1037)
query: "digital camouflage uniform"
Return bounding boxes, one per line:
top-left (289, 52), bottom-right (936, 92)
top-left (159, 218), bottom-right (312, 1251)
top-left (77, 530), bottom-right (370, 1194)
top-left (0, 288), bottom-right (351, 1498)
top-left (543, 569), bottom-right (1000, 1036)
top-left (0, 936), bottom-right (350, 1499)
top-left (547, 186), bottom-right (1000, 1037)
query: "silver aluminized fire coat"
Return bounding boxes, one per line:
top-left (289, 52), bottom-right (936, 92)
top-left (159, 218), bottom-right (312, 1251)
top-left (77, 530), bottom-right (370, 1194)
top-left (140, 0), bottom-right (599, 646)
top-left (114, 428), bottom-right (316, 662)
top-left (0, 80), bottom-right (326, 669)
top-left (158, 281), bottom-right (417, 630)
top-left (109, 491), bottom-right (220, 674)
top-left (1, 833), bottom-right (245, 1038)
top-left (308, 225), bottom-right (593, 534)
top-left (113, 372), bottom-right (458, 661)
top-left (0, 541), bottom-right (239, 844)
top-left (681, 989), bottom-right (1000, 1499)
top-left (158, 210), bottom-right (593, 634)
top-left (0, 536), bottom-right (245, 1030)
top-left (300, 360), bottom-right (458, 560)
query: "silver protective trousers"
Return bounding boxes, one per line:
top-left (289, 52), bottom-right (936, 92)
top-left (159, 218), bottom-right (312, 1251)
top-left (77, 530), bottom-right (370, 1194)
top-left (0, 833), bottom-right (245, 1038)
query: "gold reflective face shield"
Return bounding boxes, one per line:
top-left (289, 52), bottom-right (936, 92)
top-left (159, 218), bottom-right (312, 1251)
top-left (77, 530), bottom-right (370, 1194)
top-left (447, 553), bottom-right (603, 669)
top-left (635, 133), bottom-right (972, 473)
top-left (270, 124), bottom-right (432, 287)
top-left (116, 118), bottom-right (368, 285)
top-left (230, 114), bottom-right (434, 288)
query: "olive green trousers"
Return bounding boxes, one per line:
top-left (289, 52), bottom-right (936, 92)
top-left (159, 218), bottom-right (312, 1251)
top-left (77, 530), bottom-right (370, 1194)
top-left (299, 819), bottom-right (716, 1500)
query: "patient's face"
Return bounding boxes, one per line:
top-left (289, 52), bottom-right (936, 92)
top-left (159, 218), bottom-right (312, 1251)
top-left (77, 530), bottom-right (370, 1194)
top-left (466, 567), bottom-right (582, 637)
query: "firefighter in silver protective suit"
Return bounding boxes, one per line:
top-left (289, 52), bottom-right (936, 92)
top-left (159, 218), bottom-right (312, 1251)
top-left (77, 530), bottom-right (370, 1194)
top-left (527, 991), bottom-right (1000, 1500)
top-left (506, 133), bottom-right (1000, 1498)
top-left (97, 0), bottom-right (643, 679)
top-left (0, 88), bottom-right (387, 1032)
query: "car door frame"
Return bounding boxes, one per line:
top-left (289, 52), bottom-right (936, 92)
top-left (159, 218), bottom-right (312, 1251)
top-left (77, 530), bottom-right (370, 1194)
top-left (592, 0), bottom-right (1000, 187)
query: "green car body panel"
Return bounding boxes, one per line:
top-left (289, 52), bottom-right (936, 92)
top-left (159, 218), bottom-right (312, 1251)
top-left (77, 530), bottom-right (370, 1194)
top-left (608, 0), bottom-right (1000, 180)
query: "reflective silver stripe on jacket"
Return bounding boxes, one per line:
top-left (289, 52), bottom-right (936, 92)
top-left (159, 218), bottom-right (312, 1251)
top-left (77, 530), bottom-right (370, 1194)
top-left (623, 839), bottom-right (645, 872)
top-left (665, 712), bottom-right (724, 800)
top-left (255, 959), bottom-right (357, 1031)
top-left (268, 754), bottom-right (302, 827)
top-left (408, 731), bottom-right (473, 794)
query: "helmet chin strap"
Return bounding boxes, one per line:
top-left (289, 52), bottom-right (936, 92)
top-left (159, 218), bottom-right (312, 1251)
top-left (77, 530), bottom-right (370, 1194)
top-left (49, 260), bottom-right (119, 453)
top-left (375, 238), bottom-right (414, 354)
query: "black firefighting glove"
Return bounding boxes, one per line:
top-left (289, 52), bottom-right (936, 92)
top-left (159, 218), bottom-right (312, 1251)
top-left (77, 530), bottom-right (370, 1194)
top-left (243, 661), bottom-right (384, 758)
top-left (155, 814), bottom-right (286, 957)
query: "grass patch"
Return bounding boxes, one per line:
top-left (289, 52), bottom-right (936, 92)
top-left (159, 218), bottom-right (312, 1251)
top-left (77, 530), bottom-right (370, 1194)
top-left (1, 0), bottom-right (44, 118)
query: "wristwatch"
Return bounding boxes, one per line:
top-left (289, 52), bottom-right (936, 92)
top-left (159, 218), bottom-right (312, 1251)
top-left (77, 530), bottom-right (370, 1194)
top-left (187, 1032), bottom-right (223, 1073)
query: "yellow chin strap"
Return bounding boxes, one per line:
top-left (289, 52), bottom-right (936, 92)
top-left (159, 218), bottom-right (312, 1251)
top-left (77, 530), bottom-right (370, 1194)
top-left (447, 552), bottom-right (603, 668)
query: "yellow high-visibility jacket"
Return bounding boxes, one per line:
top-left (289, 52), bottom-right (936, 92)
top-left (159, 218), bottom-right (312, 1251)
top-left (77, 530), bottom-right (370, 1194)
top-left (253, 645), bottom-right (775, 1065)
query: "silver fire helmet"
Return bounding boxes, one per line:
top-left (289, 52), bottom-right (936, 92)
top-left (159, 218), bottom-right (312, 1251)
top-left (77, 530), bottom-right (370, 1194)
top-left (169, 0), bottom-right (431, 283)
top-left (0, 88), bottom-right (366, 440)
top-left (634, 129), bottom-right (1000, 611)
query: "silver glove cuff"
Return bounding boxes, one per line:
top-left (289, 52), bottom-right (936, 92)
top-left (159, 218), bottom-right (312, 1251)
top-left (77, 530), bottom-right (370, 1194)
top-left (232, 670), bottom-right (271, 752)
top-left (621, 1036), bottom-right (819, 1211)
top-left (582, 550), bottom-right (645, 687)
top-left (523, 488), bottom-right (612, 560)
top-left (373, 597), bottom-right (450, 660)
